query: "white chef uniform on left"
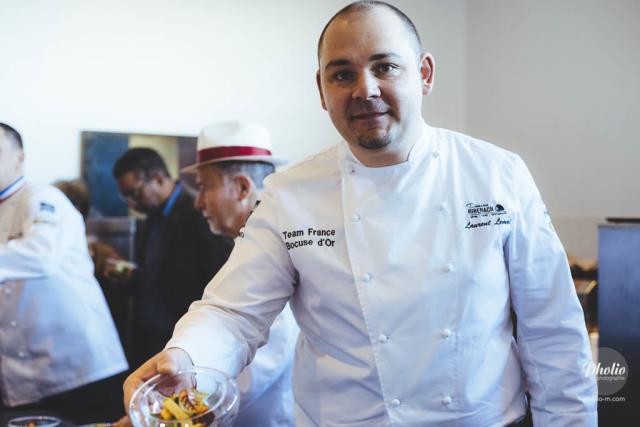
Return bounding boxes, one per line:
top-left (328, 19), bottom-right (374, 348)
top-left (0, 124), bottom-right (128, 414)
top-left (0, 181), bottom-right (129, 405)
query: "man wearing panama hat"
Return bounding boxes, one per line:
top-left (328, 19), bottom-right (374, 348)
top-left (183, 120), bottom-right (287, 237)
top-left (119, 121), bottom-right (298, 427)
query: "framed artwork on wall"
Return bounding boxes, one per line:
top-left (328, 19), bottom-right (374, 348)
top-left (81, 131), bottom-right (197, 217)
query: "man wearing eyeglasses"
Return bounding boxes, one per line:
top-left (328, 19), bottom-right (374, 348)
top-left (112, 148), bottom-right (233, 367)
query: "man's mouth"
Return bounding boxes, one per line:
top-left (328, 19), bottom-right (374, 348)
top-left (350, 111), bottom-right (388, 121)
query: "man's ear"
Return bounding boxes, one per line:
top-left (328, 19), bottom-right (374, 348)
top-left (420, 53), bottom-right (435, 96)
top-left (234, 174), bottom-right (253, 202)
top-left (316, 70), bottom-right (328, 111)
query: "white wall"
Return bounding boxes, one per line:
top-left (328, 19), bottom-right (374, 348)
top-left (0, 0), bottom-right (465, 183)
top-left (464, 0), bottom-right (640, 257)
top-left (2, 0), bottom-right (635, 257)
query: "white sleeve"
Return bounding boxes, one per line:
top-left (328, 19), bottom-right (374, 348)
top-left (166, 183), bottom-right (297, 378)
top-left (505, 156), bottom-right (597, 426)
top-left (0, 188), bottom-right (76, 282)
top-left (236, 305), bottom-right (297, 407)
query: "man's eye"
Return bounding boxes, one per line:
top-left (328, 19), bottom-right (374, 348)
top-left (331, 70), bottom-right (355, 82)
top-left (375, 63), bottom-right (398, 74)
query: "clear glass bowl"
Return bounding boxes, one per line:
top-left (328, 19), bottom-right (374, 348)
top-left (129, 367), bottom-right (239, 427)
top-left (8, 416), bottom-right (61, 427)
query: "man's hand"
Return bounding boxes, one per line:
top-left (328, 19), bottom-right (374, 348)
top-left (122, 347), bottom-right (194, 416)
top-left (102, 257), bottom-right (137, 285)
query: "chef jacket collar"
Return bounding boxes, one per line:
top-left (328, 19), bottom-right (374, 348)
top-left (338, 121), bottom-right (434, 172)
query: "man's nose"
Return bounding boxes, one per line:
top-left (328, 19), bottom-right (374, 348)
top-left (352, 72), bottom-right (380, 100)
top-left (194, 191), bottom-right (204, 211)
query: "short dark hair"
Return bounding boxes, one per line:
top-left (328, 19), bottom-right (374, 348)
top-left (213, 161), bottom-right (275, 190)
top-left (0, 122), bottom-right (23, 149)
top-left (317, 1), bottom-right (422, 62)
top-left (112, 147), bottom-right (170, 180)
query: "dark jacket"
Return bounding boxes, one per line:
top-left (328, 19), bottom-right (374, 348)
top-left (133, 185), bottom-right (233, 364)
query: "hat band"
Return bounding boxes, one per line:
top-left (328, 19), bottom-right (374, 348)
top-left (197, 145), bottom-right (272, 163)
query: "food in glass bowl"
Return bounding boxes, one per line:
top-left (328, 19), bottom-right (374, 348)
top-left (129, 367), bottom-right (239, 427)
top-left (155, 389), bottom-right (210, 423)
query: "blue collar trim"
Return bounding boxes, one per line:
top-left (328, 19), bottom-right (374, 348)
top-left (162, 181), bottom-right (183, 217)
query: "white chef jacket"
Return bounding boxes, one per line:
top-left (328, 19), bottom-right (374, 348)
top-left (167, 123), bottom-right (597, 426)
top-left (165, 244), bottom-right (299, 425)
top-left (0, 182), bottom-right (128, 406)
top-left (232, 304), bottom-right (298, 427)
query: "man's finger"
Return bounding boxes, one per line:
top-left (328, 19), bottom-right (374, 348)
top-left (123, 376), bottom-right (145, 414)
top-left (158, 347), bottom-right (194, 374)
top-left (157, 355), bottom-right (180, 375)
top-left (155, 348), bottom-right (197, 393)
top-left (122, 348), bottom-right (194, 415)
top-left (122, 353), bottom-right (163, 413)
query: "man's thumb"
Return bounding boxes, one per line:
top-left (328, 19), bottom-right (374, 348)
top-left (157, 355), bottom-right (179, 374)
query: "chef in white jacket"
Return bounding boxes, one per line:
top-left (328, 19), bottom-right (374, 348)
top-left (123, 2), bottom-right (597, 426)
top-left (0, 123), bottom-right (128, 422)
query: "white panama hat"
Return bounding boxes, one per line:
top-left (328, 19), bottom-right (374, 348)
top-left (182, 120), bottom-right (287, 172)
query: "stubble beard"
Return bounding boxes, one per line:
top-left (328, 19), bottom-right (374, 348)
top-left (346, 99), bottom-right (395, 150)
top-left (357, 133), bottom-right (393, 150)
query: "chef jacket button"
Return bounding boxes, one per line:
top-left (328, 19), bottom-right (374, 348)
top-left (442, 396), bottom-right (452, 405)
top-left (18, 351), bottom-right (27, 358)
top-left (442, 328), bottom-right (452, 338)
top-left (9, 320), bottom-right (17, 327)
top-left (351, 213), bottom-right (361, 222)
top-left (390, 398), bottom-right (401, 407)
top-left (361, 272), bottom-right (372, 282)
top-left (348, 165), bottom-right (355, 174)
top-left (432, 150), bottom-right (440, 159)
top-left (442, 263), bottom-right (453, 273)
top-left (377, 334), bottom-right (388, 344)
top-left (438, 202), bottom-right (446, 212)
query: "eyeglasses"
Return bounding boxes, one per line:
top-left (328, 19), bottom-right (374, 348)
top-left (118, 177), bottom-right (151, 202)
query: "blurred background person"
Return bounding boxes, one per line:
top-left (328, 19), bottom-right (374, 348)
top-left (0, 122), bottom-right (128, 423)
top-left (53, 178), bottom-right (91, 218)
top-left (112, 147), bottom-right (233, 367)
top-left (54, 177), bottom-right (132, 351)
top-left (54, 178), bottom-right (124, 279)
